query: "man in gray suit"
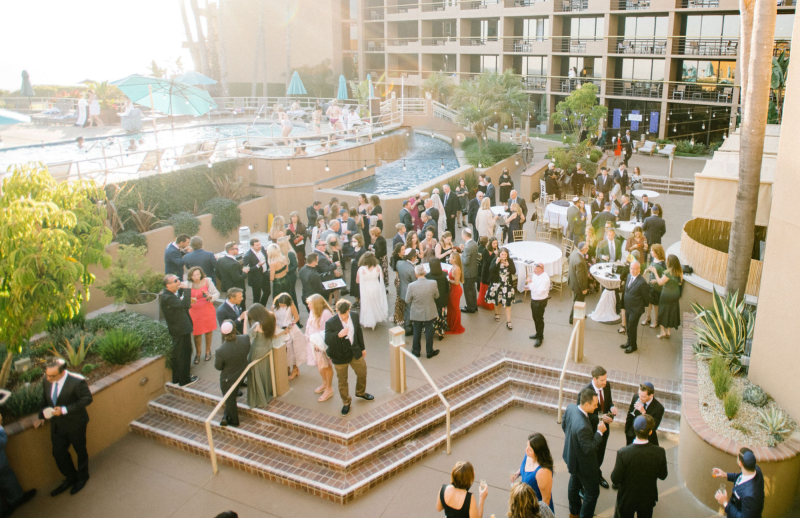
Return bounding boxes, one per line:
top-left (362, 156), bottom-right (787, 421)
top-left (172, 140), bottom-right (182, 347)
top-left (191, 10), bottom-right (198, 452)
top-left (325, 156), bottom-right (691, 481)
top-left (214, 321), bottom-right (251, 427)
top-left (568, 242), bottom-right (590, 325)
top-left (396, 249), bottom-right (420, 335)
top-left (405, 265), bottom-right (440, 359)
top-left (460, 228), bottom-right (479, 313)
top-left (562, 388), bottom-right (606, 518)
top-left (566, 197), bottom-right (582, 244)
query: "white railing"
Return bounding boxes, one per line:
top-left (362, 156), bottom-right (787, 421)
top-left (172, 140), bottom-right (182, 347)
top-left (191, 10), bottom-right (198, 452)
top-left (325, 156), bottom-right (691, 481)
top-left (399, 98), bottom-right (427, 115)
top-left (431, 100), bottom-right (460, 125)
top-left (556, 302), bottom-right (586, 424)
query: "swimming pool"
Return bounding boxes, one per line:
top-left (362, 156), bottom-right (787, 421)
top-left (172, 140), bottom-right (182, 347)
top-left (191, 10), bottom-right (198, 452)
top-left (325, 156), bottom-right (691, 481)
top-left (338, 134), bottom-right (460, 195)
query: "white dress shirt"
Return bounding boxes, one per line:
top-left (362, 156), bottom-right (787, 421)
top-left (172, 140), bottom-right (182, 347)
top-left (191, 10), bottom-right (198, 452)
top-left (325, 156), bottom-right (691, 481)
top-left (340, 314), bottom-right (355, 344)
top-left (51, 372), bottom-right (69, 414)
top-left (608, 239), bottom-right (616, 261)
top-left (527, 272), bottom-right (551, 301)
top-left (253, 249), bottom-right (267, 272)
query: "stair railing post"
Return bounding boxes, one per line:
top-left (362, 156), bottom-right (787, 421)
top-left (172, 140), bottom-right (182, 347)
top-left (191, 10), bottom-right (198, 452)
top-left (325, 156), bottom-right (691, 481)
top-left (389, 326), bottom-right (407, 393)
top-left (572, 301), bottom-right (586, 363)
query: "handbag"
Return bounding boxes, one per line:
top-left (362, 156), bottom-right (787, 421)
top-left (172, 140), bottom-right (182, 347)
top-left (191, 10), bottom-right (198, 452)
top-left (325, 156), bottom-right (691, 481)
top-left (309, 331), bottom-right (327, 354)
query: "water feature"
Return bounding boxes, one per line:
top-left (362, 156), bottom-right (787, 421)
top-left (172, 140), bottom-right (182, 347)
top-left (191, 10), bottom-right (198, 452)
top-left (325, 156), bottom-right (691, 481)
top-left (338, 134), bottom-right (460, 195)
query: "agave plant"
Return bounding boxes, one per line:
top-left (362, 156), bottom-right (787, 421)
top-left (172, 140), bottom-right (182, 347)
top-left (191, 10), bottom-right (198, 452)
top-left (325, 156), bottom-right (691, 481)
top-left (743, 385), bottom-right (769, 408)
top-left (757, 407), bottom-right (791, 445)
top-left (125, 192), bottom-right (162, 233)
top-left (691, 289), bottom-right (754, 374)
top-left (51, 333), bottom-right (95, 369)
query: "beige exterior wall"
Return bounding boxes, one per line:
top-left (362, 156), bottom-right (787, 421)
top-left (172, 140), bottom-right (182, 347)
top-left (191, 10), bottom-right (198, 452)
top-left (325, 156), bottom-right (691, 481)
top-left (748, 14), bottom-right (800, 424)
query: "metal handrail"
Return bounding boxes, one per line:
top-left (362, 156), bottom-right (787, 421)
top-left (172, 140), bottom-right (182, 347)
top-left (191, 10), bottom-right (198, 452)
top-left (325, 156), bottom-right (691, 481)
top-left (556, 323), bottom-right (580, 424)
top-left (397, 346), bottom-right (451, 454)
top-left (205, 314), bottom-right (279, 474)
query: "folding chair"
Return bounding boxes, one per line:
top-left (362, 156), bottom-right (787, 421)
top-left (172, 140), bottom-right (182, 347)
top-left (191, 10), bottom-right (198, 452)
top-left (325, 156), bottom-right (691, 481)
top-left (550, 265), bottom-right (569, 298)
top-left (520, 264), bottom-right (536, 303)
top-left (562, 237), bottom-right (574, 257)
top-left (512, 230), bottom-right (528, 242)
top-left (536, 230), bottom-right (552, 242)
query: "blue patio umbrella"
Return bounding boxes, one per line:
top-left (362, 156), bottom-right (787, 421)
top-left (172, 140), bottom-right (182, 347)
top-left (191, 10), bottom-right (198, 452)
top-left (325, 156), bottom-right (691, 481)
top-left (337, 75), bottom-right (348, 100)
top-left (367, 74), bottom-right (375, 98)
top-left (20, 70), bottom-right (34, 97)
top-left (286, 71), bottom-right (307, 96)
top-left (111, 74), bottom-right (217, 117)
top-left (174, 71), bottom-right (217, 86)
top-left (0, 109), bottom-right (31, 125)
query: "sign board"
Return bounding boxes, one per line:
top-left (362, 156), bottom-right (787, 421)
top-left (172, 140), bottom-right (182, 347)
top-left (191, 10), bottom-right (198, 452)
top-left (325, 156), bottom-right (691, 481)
top-left (628, 114), bottom-right (643, 122)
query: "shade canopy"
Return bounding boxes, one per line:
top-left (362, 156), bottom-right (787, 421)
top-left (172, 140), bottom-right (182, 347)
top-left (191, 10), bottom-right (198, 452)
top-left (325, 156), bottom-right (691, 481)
top-left (286, 71), bottom-right (307, 95)
top-left (20, 70), bottom-right (34, 97)
top-left (367, 74), bottom-right (375, 98)
top-left (173, 71), bottom-right (217, 86)
top-left (0, 109), bottom-right (32, 125)
top-left (111, 74), bottom-right (217, 116)
top-left (337, 75), bottom-right (348, 100)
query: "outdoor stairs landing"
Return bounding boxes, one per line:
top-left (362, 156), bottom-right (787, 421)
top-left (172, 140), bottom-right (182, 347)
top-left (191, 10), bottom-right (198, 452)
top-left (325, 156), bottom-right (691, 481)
top-left (642, 175), bottom-right (694, 196)
top-left (130, 350), bottom-right (682, 504)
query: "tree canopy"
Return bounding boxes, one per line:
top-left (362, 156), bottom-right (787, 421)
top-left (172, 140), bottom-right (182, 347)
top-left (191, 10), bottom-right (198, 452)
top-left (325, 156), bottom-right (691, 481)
top-left (550, 83), bottom-right (607, 143)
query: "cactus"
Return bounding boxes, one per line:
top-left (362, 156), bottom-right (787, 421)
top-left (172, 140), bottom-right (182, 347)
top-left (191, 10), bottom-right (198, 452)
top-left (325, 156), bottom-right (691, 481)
top-left (743, 385), bottom-right (769, 408)
top-left (756, 407), bottom-right (791, 444)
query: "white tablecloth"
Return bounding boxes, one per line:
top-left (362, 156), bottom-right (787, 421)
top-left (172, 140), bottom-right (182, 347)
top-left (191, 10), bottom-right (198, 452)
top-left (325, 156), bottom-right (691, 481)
top-left (491, 206), bottom-right (509, 217)
top-left (505, 241), bottom-right (563, 291)
top-left (544, 202), bottom-right (571, 230)
top-left (631, 189), bottom-right (660, 201)
top-left (616, 220), bottom-right (638, 239)
top-left (589, 263), bottom-right (621, 323)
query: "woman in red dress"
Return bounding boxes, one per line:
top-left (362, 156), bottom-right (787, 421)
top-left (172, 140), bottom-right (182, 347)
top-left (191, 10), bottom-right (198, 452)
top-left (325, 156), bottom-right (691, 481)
top-left (446, 253), bottom-right (465, 334)
top-left (184, 266), bottom-right (220, 363)
top-left (613, 133), bottom-right (622, 167)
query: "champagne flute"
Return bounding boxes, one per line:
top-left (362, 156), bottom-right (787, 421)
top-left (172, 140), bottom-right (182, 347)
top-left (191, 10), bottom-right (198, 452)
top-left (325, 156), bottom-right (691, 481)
top-left (480, 479), bottom-right (487, 492)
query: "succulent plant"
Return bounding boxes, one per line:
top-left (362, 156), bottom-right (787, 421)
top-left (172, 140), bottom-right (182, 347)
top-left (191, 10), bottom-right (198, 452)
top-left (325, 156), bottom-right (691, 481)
top-left (756, 407), bottom-right (791, 444)
top-left (743, 385), bottom-right (769, 408)
top-left (692, 289), bottom-right (754, 374)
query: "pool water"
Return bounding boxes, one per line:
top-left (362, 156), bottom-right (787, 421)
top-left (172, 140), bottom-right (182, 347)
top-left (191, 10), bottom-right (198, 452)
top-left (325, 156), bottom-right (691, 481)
top-left (339, 134), bottom-right (460, 195)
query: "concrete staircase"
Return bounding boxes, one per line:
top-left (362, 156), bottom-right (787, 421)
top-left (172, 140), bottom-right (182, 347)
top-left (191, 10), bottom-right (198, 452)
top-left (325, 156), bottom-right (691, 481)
top-left (130, 351), bottom-right (681, 503)
top-left (642, 175), bottom-right (694, 196)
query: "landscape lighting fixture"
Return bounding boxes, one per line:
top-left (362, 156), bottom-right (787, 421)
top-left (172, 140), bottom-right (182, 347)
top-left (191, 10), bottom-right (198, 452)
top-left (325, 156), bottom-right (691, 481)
top-left (364, 161), bottom-right (368, 171)
top-left (286, 162), bottom-right (291, 171)
top-left (325, 160), bottom-right (330, 172)
top-left (403, 161), bottom-right (407, 171)
top-left (515, 158), bottom-right (519, 166)
top-left (440, 159), bottom-right (445, 169)
top-left (207, 161), bottom-right (213, 168)
top-left (248, 162), bottom-right (253, 170)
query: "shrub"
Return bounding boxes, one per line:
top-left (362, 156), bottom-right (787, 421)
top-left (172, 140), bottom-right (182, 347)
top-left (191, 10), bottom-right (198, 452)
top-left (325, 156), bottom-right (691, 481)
top-left (589, 148), bottom-right (603, 163)
top-left (204, 197), bottom-right (242, 236)
top-left (708, 141), bottom-right (723, 154)
top-left (692, 289), bottom-right (754, 374)
top-left (82, 364), bottom-right (98, 376)
top-left (51, 333), bottom-right (95, 369)
top-left (47, 325), bottom-right (93, 350)
top-left (169, 212), bottom-right (201, 237)
top-left (86, 312), bottom-right (173, 368)
top-left (15, 367), bottom-right (43, 384)
top-left (46, 305), bottom-right (85, 332)
top-left (97, 245), bottom-right (163, 304)
top-left (712, 366), bottom-right (732, 399)
top-left (464, 145), bottom-right (495, 168)
top-left (743, 385), bottom-right (769, 407)
top-left (675, 139), bottom-right (707, 155)
top-left (708, 356), bottom-right (727, 383)
top-left (723, 390), bottom-right (741, 420)
top-left (486, 140), bottom-right (518, 163)
top-left (115, 230), bottom-right (148, 248)
top-left (97, 330), bottom-right (142, 365)
top-left (4, 382), bottom-right (44, 418)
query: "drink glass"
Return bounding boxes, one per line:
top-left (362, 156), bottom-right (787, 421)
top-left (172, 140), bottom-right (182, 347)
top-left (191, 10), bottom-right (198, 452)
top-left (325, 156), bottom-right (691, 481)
top-left (480, 479), bottom-right (487, 492)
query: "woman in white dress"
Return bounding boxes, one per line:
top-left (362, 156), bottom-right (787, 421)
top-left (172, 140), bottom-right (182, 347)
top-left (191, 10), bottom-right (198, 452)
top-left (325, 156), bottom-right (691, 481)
top-left (429, 192), bottom-right (447, 240)
top-left (75, 95), bottom-right (88, 127)
top-left (355, 252), bottom-right (388, 329)
top-left (476, 197), bottom-right (498, 240)
top-left (87, 90), bottom-right (104, 128)
top-left (273, 293), bottom-right (307, 380)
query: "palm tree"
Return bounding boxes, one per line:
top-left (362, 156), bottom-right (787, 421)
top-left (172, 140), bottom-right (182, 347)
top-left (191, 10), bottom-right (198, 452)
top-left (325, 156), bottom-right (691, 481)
top-left (421, 71), bottom-right (455, 103)
top-left (725, 0), bottom-right (777, 300)
top-left (180, 0), bottom-right (201, 72)
top-left (738, 0), bottom-right (755, 114)
top-left (491, 70), bottom-right (532, 141)
top-left (189, 0), bottom-right (209, 76)
top-left (214, 1), bottom-right (229, 96)
top-left (450, 74), bottom-right (501, 150)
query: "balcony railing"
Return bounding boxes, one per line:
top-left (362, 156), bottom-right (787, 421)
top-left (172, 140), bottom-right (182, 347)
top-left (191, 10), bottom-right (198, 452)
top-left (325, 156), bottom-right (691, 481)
top-left (553, 37), bottom-right (601, 53)
top-left (522, 75), bottom-right (548, 91)
top-left (612, 0), bottom-right (651, 9)
top-left (676, 0), bottom-right (719, 8)
top-left (555, 76), bottom-right (601, 93)
top-left (555, 0), bottom-right (589, 11)
top-left (673, 37), bottom-right (737, 56)
top-left (461, 37), bottom-right (499, 46)
top-left (368, 8), bottom-right (385, 20)
top-left (460, 0), bottom-right (501, 9)
top-left (388, 38), bottom-right (420, 46)
top-left (387, 4), bottom-right (420, 14)
top-left (421, 2), bottom-right (448, 11)
top-left (669, 82), bottom-right (736, 103)
top-left (365, 40), bottom-right (386, 51)
top-left (503, 37), bottom-right (549, 52)
top-left (607, 79), bottom-right (664, 98)
top-left (422, 37), bottom-right (456, 45)
top-left (610, 37), bottom-right (667, 54)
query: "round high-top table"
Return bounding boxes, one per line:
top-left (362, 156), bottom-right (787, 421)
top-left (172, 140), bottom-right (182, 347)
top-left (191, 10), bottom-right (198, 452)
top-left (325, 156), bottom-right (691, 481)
top-left (616, 220), bottom-right (638, 238)
top-left (589, 262), bottom-right (622, 323)
top-left (631, 189), bottom-right (659, 201)
top-left (544, 201), bottom-right (571, 230)
top-left (504, 241), bottom-right (563, 291)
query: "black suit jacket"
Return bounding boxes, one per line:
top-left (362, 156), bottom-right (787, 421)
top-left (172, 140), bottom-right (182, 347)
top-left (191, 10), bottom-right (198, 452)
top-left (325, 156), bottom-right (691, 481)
top-left (624, 394), bottom-right (665, 446)
top-left (592, 211), bottom-right (618, 232)
top-left (468, 198), bottom-right (481, 224)
top-left (300, 265), bottom-right (327, 302)
top-left (419, 220), bottom-right (438, 241)
top-left (426, 207), bottom-right (440, 224)
top-left (217, 256), bottom-right (246, 292)
top-left (216, 301), bottom-right (244, 333)
top-left (725, 467), bottom-right (765, 518)
top-left (242, 249), bottom-right (268, 286)
top-left (39, 372), bottom-right (93, 433)
top-left (561, 404), bottom-right (603, 481)
top-left (595, 175), bottom-right (613, 195)
top-left (324, 312), bottom-right (365, 365)
top-left (614, 169), bottom-right (630, 190)
top-left (392, 233), bottom-right (406, 250)
top-left (214, 335), bottom-right (251, 386)
top-left (164, 243), bottom-right (185, 277)
top-left (306, 205), bottom-right (319, 227)
top-left (506, 197), bottom-right (528, 218)
top-left (636, 201), bottom-right (653, 221)
top-left (590, 199), bottom-right (604, 217)
top-left (643, 216), bottom-right (666, 245)
top-left (618, 202), bottom-right (633, 222)
top-left (160, 288), bottom-right (193, 336)
top-left (399, 208), bottom-right (414, 232)
top-left (579, 381), bottom-right (615, 430)
top-left (182, 249), bottom-right (218, 283)
top-left (623, 275), bottom-right (650, 315)
top-left (485, 184), bottom-right (496, 206)
top-left (442, 191), bottom-right (458, 218)
top-left (611, 442), bottom-right (668, 512)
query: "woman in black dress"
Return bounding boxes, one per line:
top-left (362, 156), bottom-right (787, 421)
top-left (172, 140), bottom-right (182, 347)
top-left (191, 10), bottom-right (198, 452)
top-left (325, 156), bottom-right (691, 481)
top-left (436, 462), bottom-right (488, 518)
top-left (455, 178), bottom-right (469, 227)
top-left (498, 168), bottom-right (513, 203)
top-left (369, 194), bottom-right (384, 233)
top-left (479, 237), bottom-right (498, 310)
top-left (285, 211), bottom-right (307, 267)
top-left (369, 226), bottom-right (388, 289)
top-left (349, 234), bottom-right (366, 309)
top-left (641, 243), bottom-right (666, 328)
top-left (426, 259), bottom-right (450, 340)
top-left (505, 203), bottom-right (526, 243)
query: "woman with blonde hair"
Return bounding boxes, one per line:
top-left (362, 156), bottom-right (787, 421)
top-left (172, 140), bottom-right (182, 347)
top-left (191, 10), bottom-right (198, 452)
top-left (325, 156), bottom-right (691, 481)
top-left (506, 203), bottom-right (526, 243)
top-left (270, 215), bottom-right (286, 242)
top-left (305, 294), bottom-right (335, 401)
top-left (507, 483), bottom-right (555, 518)
top-left (277, 237), bottom-right (300, 310)
top-left (268, 243), bottom-right (291, 298)
top-left (272, 293), bottom-right (306, 380)
top-left (476, 197), bottom-right (498, 240)
top-left (436, 461), bottom-right (488, 518)
top-left (446, 253), bottom-right (465, 335)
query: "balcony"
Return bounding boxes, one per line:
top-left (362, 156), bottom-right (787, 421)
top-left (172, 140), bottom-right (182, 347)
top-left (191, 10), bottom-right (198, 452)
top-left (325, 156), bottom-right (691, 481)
top-left (669, 82), bottom-right (736, 103)
top-left (461, 37), bottom-right (500, 46)
top-left (554, 76), bottom-right (601, 93)
top-left (555, 0), bottom-right (589, 11)
top-left (522, 75), bottom-right (548, 91)
top-left (553, 37), bottom-right (605, 54)
top-left (387, 4), bottom-right (420, 14)
top-left (421, 2), bottom-right (448, 11)
top-left (365, 40), bottom-right (387, 52)
top-left (610, 38), bottom-right (667, 55)
top-left (611, 0), bottom-right (651, 8)
top-left (368, 8), bottom-right (385, 20)
top-left (421, 37), bottom-right (457, 46)
top-left (460, 0), bottom-right (501, 9)
top-left (503, 38), bottom-right (550, 53)
top-left (676, 0), bottom-right (719, 7)
top-left (673, 37), bottom-right (737, 56)
top-left (606, 79), bottom-right (664, 98)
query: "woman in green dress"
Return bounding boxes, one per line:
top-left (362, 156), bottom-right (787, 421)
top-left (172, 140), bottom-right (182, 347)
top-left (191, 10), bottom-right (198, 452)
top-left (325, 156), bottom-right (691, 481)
top-left (647, 254), bottom-right (683, 339)
top-left (268, 243), bottom-right (292, 300)
top-left (641, 244), bottom-right (666, 328)
top-left (245, 303), bottom-right (277, 408)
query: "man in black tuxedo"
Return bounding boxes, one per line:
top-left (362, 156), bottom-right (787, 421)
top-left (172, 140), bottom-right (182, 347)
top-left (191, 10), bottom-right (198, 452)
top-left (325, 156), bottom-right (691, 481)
top-left (506, 189), bottom-right (528, 219)
top-left (624, 382), bottom-right (665, 447)
top-left (590, 192), bottom-right (605, 218)
top-left (622, 130), bottom-right (633, 166)
top-left (399, 200), bottom-right (414, 233)
top-left (442, 184), bottom-right (458, 237)
top-left (392, 223), bottom-right (407, 250)
top-left (611, 414), bottom-right (668, 518)
top-left (164, 234), bottom-right (190, 277)
top-left (324, 299), bottom-right (374, 416)
top-left (635, 194), bottom-right (653, 221)
top-left (217, 242), bottom-right (250, 311)
top-left (617, 195), bottom-right (634, 221)
top-left (595, 167), bottom-right (613, 200)
top-left (182, 237), bottom-right (218, 285)
top-left (424, 198), bottom-right (440, 224)
top-left (597, 228), bottom-right (624, 262)
top-left (242, 238), bottom-right (270, 306)
top-left (621, 262), bottom-right (650, 354)
top-left (37, 358), bottom-right (93, 496)
top-left (299, 253), bottom-right (327, 310)
top-left (592, 203), bottom-right (619, 234)
top-left (562, 388), bottom-right (606, 518)
top-left (614, 162), bottom-right (630, 195)
top-left (160, 275), bottom-right (199, 386)
top-left (712, 448), bottom-right (765, 518)
top-left (484, 176), bottom-right (496, 206)
top-left (643, 206), bottom-right (666, 245)
top-left (214, 321), bottom-right (251, 427)
top-left (216, 288), bottom-right (245, 334)
top-left (468, 190), bottom-right (484, 240)
top-left (579, 365), bottom-right (618, 490)
top-left (313, 239), bottom-right (340, 281)
top-left (307, 200), bottom-right (322, 227)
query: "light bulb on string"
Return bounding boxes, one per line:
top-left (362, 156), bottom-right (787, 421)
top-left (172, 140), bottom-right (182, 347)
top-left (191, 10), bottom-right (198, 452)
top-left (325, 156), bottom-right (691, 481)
top-left (478, 162), bottom-right (483, 168)
top-left (363, 161), bottom-right (368, 171)
top-left (702, 123), bottom-right (705, 129)
top-left (286, 162), bottom-right (291, 171)
top-left (248, 162), bottom-right (253, 170)
top-left (673, 126), bottom-right (677, 133)
top-left (713, 112), bottom-right (716, 118)
top-left (325, 160), bottom-right (330, 172)
top-left (723, 133), bottom-right (727, 139)
top-left (207, 161), bottom-right (213, 168)
top-left (403, 161), bottom-right (407, 170)
top-left (691, 138), bottom-right (695, 146)
top-left (515, 158), bottom-right (519, 166)
top-left (440, 159), bottom-right (444, 169)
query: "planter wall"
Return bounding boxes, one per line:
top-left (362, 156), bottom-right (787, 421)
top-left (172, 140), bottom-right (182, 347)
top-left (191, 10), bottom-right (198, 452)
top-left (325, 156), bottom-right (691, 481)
top-left (5, 356), bottom-right (166, 489)
top-left (679, 317), bottom-right (800, 518)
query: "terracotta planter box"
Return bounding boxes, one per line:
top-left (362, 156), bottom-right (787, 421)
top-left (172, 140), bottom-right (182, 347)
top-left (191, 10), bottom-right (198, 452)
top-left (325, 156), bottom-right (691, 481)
top-left (679, 316), bottom-right (800, 518)
top-left (5, 356), bottom-right (166, 489)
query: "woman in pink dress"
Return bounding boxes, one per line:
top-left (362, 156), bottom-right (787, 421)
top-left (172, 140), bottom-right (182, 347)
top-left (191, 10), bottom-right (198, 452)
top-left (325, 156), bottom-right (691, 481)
top-left (409, 195), bottom-right (423, 231)
top-left (304, 294), bottom-right (335, 402)
top-left (446, 254), bottom-right (466, 334)
top-left (184, 267), bottom-right (220, 363)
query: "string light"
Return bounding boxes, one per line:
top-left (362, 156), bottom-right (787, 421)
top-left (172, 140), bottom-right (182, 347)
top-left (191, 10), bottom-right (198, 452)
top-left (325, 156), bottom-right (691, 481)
top-left (286, 162), bottom-right (291, 170)
top-left (702, 123), bottom-right (705, 129)
top-left (478, 162), bottom-right (483, 168)
top-left (207, 161), bottom-right (213, 168)
top-left (673, 126), bottom-right (677, 133)
top-left (363, 161), bottom-right (368, 171)
top-left (515, 157), bottom-right (519, 166)
top-left (403, 161), bottom-right (406, 170)
top-left (440, 159), bottom-right (445, 169)
top-left (325, 160), bottom-right (330, 172)
top-left (248, 162), bottom-right (253, 170)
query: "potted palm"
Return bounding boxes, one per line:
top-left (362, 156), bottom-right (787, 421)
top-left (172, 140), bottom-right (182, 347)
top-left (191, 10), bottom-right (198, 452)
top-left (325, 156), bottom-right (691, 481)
top-left (98, 245), bottom-right (163, 320)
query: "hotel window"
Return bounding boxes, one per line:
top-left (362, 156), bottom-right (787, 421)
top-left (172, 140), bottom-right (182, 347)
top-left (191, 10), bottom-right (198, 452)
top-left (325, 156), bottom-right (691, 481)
top-left (568, 57), bottom-right (601, 77)
top-left (684, 15), bottom-right (739, 38)
top-left (775, 14), bottom-right (795, 38)
top-left (570, 17), bottom-right (604, 40)
top-left (622, 16), bottom-right (668, 38)
top-left (522, 56), bottom-right (548, 76)
top-left (523, 19), bottom-right (549, 41)
top-left (477, 19), bottom-right (499, 42)
top-left (680, 60), bottom-right (735, 83)
top-left (480, 55), bottom-right (499, 73)
top-left (620, 59), bottom-right (665, 80)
